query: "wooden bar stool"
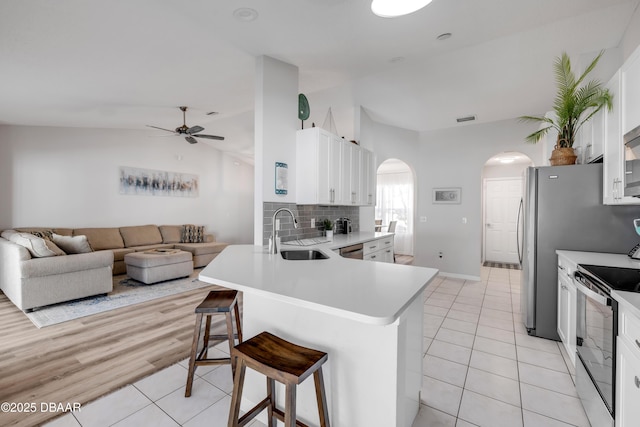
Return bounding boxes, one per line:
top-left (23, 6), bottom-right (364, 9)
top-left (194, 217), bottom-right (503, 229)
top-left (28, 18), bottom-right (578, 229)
top-left (185, 290), bottom-right (242, 397)
top-left (228, 331), bottom-right (330, 427)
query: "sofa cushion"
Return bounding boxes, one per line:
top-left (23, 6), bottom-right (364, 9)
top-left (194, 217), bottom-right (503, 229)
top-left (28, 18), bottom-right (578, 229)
top-left (159, 225), bottom-right (182, 244)
top-left (74, 227), bottom-right (124, 250)
top-left (181, 224), bottom-right (205, 243)
top-left (174, 242), bottom-right (228, 256)
top-left (119, 225), bottom-right (162, 247)
top-left (2, 230), bottom-right (65, 257)
top-left (52, 233), bottom-right (93, 254)
top-left (112, 247), bottom-right (136, 262)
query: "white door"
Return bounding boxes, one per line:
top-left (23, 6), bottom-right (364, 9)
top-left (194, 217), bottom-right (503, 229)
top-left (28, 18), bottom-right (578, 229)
top-left (484, 178), bottom-right (522, 263)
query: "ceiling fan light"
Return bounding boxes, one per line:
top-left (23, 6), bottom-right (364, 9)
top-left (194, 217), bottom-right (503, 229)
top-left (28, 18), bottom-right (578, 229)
top-left (371, 0), bottom-right (433, 18)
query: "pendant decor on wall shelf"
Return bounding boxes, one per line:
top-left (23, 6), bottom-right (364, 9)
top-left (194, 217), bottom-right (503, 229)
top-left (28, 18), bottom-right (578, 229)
top-left (298, 93), bottom-right (310, 129)
top-left (322, 107), bottom-right (339, 136)
top-left (275, 162), bottom-right (288, 195)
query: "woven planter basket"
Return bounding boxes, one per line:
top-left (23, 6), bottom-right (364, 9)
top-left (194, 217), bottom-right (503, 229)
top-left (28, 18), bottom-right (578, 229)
top-left (549, 147), bottom-right (577, 166)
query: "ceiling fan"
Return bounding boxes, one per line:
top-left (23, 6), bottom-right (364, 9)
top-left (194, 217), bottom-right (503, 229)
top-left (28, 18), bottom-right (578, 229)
top-left (147, 106), bottom-right (224, 144)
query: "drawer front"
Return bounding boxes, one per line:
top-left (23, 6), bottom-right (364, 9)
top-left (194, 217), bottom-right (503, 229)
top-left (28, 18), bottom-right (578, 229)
top-left (363, 240), bottom-right (382, 255)
top-left (363, 237), bottom-right (393, 256)
top-left (621, 309), bottom-right (640, 353)
top-left (616, 337), bottom-right (640, 427)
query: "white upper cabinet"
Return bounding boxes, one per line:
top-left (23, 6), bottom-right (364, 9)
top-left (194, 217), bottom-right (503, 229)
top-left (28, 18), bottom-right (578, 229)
top-left (622, 45), bottom-right (640, 135)
top-left (296, 128), bottom-right (375, 206)
top-left (362, 149), bottom-right (376, 206)
top-left (604, 44), bottom-right (640, 205)
top-left (575, 109), bottom-right (605, 164)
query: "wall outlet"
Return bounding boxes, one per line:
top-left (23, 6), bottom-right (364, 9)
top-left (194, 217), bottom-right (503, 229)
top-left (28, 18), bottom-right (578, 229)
top-left (420, 216), bottom-right (427, 222)
top-left (462, 217), bottom-right (467, 224)
top-left (311, 218), bottom-right (316, 228)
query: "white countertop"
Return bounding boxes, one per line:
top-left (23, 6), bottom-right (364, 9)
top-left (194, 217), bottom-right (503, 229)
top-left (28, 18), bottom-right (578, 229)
top-left (199, 242), bottom-right (438, 326)
top-left (556, 250), bottom-right (640, 319)
top-left (282, 231), bottom-right (395, 250)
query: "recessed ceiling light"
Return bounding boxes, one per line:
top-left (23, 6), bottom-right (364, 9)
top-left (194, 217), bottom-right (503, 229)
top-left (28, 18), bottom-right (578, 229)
top-left (436, 32), bottom-right (452, 41)
top-left (233, 7), bottom-right (258, 22)
top-left (389, 56), bottom-right (405, 64)
top-left (206, 111), bottom-right (219, 116)
top-left (371, 0), bottom-right (433, 18)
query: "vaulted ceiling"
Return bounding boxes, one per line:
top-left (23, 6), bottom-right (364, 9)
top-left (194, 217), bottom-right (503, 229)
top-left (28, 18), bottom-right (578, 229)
top-left (1, 0), bottom-right (638, 163)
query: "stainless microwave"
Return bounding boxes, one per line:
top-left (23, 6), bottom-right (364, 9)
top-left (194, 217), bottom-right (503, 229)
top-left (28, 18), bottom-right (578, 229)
top-left (624, 124), bottom-right (640, 197)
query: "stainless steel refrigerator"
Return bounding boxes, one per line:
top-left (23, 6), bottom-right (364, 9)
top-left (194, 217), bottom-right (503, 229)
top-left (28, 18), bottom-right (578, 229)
top-left (520, 163), bottom-right (640, 340)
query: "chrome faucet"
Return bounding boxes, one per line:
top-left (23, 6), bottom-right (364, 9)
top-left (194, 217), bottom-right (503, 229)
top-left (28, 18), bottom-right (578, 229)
top-left (270, 208), bottom-right (299, 254)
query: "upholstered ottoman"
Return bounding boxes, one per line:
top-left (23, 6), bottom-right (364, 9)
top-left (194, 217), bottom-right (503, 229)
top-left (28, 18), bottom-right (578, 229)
top-left (124, 249), bottom-right (193, 284)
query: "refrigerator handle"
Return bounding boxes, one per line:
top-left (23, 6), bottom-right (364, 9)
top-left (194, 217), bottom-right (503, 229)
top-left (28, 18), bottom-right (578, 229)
top-left (517, 197), bottom-right (523, 265)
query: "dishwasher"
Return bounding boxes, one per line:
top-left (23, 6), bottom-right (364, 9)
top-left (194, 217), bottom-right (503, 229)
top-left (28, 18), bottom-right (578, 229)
top-left (339, 243), bottom-right (363, 260)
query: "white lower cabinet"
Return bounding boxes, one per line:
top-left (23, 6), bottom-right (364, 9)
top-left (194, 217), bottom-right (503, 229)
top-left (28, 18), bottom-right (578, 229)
top-left (556, 255), bottom-right (577, 367)
top-left (363, 236), bottom-right (394, 263)
top-left (616, 305), bottom-right (640, 427)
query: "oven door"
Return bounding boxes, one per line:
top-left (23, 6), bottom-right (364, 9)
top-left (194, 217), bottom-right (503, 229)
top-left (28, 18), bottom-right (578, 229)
top-left (574, 271), bottom-right (617, 425)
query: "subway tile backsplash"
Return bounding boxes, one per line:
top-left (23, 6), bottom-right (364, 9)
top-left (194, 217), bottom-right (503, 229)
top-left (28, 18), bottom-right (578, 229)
top-left (263, 202), bottom-right (360, 246)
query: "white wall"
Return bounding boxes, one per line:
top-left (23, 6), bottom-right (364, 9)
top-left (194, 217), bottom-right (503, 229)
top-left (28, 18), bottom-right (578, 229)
top-left (415, 119), bottom-right (541, 279)
top-left (622, 3), bottom-right (640, 60)
top-left (357, 107), bottom-right (419, 232)
top-left (253, 56), bottom-right (299, 244)
top-left (0, 125), bottom-right (254, 244)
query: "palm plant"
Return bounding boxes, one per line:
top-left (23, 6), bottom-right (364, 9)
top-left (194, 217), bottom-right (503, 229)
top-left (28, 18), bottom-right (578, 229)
top-left (520, 51), bottom-right (613, 148)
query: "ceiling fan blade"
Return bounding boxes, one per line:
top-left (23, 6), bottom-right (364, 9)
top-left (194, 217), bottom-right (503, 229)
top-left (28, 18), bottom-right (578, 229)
top-left (185, 136), bottom-right (198, 144)
top-left (194, 134), bottom-right (225, 141)
top-left (186, 125), bottom-right (204, 134)
top-left (146, 125), bottom-right (176, 133)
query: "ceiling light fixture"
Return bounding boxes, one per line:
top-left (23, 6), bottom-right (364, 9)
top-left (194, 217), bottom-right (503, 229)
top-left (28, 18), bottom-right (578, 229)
top-left (371, 0), bottom-right (432, 18)
top-left (436, 32), bottom-right (452, 41)
top-left (499, 157), bottom-right (515, 164)
top-left (233, 7), bottom-right (258, 22)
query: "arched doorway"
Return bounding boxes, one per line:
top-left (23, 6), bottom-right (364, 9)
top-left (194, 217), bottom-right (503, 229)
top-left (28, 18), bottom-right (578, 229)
top-left (481, 152), bottom-right (533, 267)
top-left (376, 159), bottom-right (415, 258)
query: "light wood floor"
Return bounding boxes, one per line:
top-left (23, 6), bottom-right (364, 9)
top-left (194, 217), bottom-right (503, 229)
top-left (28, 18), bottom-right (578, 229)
top-left (0, 281), bottom-right (228, 427)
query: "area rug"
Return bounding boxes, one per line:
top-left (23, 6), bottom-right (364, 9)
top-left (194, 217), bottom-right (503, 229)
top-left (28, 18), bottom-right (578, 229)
top-left (26, 273), bottom-right (211, 328)
top-left (483, 261), bottom-right (522, 270)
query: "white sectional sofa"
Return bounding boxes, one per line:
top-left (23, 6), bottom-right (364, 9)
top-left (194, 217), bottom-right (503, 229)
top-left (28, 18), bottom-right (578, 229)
top-left (0, 237), bottom-right (113, 312)
top-left (0, 224), bottom-right (228, 312)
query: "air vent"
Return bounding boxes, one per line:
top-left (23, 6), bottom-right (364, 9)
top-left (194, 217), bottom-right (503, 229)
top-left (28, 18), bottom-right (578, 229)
top-left (456, 115), bottom-right (476, 123)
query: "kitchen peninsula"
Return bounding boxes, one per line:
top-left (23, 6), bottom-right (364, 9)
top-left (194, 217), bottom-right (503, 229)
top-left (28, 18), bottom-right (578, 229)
top-left (199, 236), bottom-right (438, 427)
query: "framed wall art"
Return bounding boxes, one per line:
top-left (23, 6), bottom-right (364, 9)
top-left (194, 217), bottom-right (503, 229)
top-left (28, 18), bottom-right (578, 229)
top-left (275, 162), bottom-right (288, 195)
top-left (119, 166), bottom-right (199, 197)
top-left (432, 187), bottom-right (461, 204)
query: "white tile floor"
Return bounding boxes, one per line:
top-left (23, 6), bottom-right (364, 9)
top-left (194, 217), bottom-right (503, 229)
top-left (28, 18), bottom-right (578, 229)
top-left (45, 267), bottom-right (590, 427)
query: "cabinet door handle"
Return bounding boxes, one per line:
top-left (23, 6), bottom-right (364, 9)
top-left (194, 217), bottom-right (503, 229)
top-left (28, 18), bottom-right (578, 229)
top-left (371, 255), bottom-right (376, 259)
top-left (369, 245), bottom-right (377, 250)
top-left (635, 376), bottom-right (640, 389)
top-left (635, 339), bottom-right (640, 349)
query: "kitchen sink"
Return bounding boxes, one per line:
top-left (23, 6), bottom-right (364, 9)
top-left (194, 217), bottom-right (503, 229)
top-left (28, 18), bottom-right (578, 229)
top-left (280, 250), bottom-right (329, 260)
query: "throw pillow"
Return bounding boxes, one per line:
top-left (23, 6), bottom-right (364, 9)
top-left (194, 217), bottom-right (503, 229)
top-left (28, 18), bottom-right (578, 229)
top-left (52, 233), bottom-right (93, 254)
top-left (3, 231), bottom-right (65, 257)
top-left (29, 230), bottom-right (54, 241)
top-left (181, 224), bottom-right (205, 243)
